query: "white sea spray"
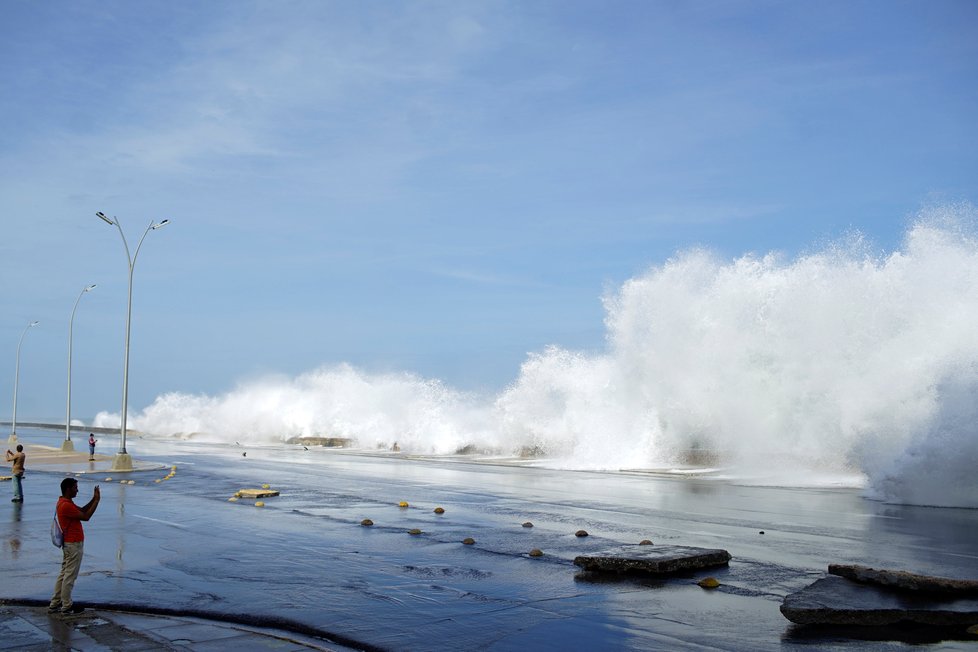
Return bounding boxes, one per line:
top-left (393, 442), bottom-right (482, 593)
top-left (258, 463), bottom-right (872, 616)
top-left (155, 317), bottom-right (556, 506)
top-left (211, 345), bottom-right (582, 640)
top-left (94, 203), bottom-right (978, 507)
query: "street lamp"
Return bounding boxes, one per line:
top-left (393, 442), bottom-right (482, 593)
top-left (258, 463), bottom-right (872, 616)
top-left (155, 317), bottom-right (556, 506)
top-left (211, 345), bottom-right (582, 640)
top-left (63, 284), bottom-right (96, 452)
top-left (96, 211), bottom-right (170, 471)
top-left (10, 320), bottom-right (39, 444)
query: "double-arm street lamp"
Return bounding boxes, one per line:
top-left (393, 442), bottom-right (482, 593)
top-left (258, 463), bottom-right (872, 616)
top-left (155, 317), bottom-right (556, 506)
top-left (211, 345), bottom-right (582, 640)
top-left (96, 211), bottom-right (169, 471)
top-left (63, 284), bottom-right (96, 452)
top-left (10, 320), bottom-right (39, 444)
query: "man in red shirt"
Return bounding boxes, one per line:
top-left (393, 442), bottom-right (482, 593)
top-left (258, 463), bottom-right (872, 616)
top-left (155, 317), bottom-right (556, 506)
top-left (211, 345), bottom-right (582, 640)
top-left (48, 477), bottom-right (100, 614)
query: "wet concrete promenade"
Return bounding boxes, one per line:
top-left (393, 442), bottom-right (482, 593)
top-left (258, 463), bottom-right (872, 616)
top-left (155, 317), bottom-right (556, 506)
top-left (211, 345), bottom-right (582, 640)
top-left (4, 428), bottom-right (978, 651)
top-left (1, 443), bottom-right (359, 651)
top-left (3, 443), bottom-right (165, 476)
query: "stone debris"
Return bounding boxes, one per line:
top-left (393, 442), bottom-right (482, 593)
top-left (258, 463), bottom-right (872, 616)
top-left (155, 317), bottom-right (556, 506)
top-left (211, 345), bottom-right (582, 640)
top-left (780, 575), bottom-right (978, 627)
top-left (573, 545), bottom-right (731, 575)
top-left (237, 488), bottom-right (280, 498)
top-left (828, 564), bottom-right (978, 595)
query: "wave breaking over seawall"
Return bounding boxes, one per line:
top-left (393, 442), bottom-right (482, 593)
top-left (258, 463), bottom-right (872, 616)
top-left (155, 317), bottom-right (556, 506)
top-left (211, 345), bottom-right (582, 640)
top-left (95, 204), bottom-right (978, 508)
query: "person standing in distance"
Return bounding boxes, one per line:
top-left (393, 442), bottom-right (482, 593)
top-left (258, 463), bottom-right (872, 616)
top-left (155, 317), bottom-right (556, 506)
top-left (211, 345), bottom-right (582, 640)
top-left (88, 433), bottom-right (97, 460)
top-left (49, 478), bottom-right (100, 614)
top-left (5, 444), bottom-right (25, 502)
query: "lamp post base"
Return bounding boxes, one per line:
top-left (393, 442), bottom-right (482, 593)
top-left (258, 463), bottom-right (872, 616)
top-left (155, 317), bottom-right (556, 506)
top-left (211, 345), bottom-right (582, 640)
top-left (7, 433), bottom-right (17, 444)
top-left (111, 452), bottom-right (134, 472)
top-left (61, 440), bottom-right (75, 452)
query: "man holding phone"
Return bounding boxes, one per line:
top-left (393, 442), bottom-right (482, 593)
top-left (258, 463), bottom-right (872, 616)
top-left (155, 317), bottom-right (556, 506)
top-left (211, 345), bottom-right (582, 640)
top-left (49, 478), bottom-right (100, 615)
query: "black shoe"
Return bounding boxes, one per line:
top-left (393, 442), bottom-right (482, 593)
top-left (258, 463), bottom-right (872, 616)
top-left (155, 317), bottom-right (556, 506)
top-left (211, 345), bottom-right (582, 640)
top-left (60, 605), bottom-right (84, 614)
top-left (11, 498), bottom-right (22, 503)
top-left (47, 604), bottom-right (61, 613)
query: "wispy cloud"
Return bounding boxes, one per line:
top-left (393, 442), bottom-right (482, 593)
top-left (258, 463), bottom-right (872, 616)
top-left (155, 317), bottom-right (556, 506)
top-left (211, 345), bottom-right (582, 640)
top-left (426, 267), bottom-right (550, 288)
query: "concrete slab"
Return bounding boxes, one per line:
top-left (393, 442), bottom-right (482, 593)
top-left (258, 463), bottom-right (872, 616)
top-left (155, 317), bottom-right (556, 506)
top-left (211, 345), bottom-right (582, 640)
top-left (238, 488), bottom-right (281, 498)
top-left (140, 620), bottom-right (249, 644)
top-left (573, 544), bottom-right (731, 575)
top-left (0, 609), bottom-right (49, 649)
top-left (780, 575), bottom-right (978, 626)
top-left (828, 564), bottom-right (978, 594)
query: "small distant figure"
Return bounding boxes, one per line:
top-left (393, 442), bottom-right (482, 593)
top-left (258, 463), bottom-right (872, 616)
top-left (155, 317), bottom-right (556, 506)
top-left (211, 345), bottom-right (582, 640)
top-left (49, 478), bottom-right (100, 614)
top-left (391, 442), bottom-right (400, 452)
top-left (88, 434), bottom-right (97, 460)
top-left (5, 444), bottom-right (25, 502)
top-left (242, 451), bottom-right (247, 457)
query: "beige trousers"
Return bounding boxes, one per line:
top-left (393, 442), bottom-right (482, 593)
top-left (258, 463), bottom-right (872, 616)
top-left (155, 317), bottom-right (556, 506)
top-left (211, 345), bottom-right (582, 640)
top-left (50, 541), bottom-right (84, 609)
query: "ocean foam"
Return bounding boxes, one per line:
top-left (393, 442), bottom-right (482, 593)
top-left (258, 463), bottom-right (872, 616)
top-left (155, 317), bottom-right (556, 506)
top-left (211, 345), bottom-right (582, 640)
top-left (94, 203), bottom-right (978, 508)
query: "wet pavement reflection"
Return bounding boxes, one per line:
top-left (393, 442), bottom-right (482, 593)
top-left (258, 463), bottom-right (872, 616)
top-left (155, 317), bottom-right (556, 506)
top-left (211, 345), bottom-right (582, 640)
top-left (2, 429), bottom-right (977, 650)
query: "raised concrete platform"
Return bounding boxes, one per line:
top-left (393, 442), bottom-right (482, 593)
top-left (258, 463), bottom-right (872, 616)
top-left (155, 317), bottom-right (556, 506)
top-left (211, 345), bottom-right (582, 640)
top-left (781, 575), bottom-right (978, 627)
top-left (573, 544), bottom-right (731, 575)
top-left (13, 444), bottom-right (166, 475)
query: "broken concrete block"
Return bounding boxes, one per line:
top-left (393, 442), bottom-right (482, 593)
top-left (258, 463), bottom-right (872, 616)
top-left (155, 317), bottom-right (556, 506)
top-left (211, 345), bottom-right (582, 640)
top-left (828, 564), bottom-right (978, 595)
top-left (237, 488), bottom-right (280, 498)
top-left (573, 545), bottom-right (731, 575)
top-left (781, 575), bottom-right (978, 626)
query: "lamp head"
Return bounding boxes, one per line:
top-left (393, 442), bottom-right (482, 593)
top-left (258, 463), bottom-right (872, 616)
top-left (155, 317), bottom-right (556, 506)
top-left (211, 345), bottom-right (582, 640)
top-left (152, 219), bottom-right (170, 230)
top-left (28, 321), bottom-right (39, 327)
top-left (84, 284), bottom-right (96, 292)
top-left (96, 211), bottom-right (115, 225)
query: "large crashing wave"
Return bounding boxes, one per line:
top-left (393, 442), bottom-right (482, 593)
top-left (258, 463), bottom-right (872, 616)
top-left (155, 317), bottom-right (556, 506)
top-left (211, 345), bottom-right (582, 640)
top-left (95, 203), bottom-right (978, 508)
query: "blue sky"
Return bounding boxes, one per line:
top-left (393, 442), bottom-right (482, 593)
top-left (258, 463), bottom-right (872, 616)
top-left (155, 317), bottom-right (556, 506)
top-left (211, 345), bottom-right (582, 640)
top-left (1, 0), bottom-right (976, 422)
